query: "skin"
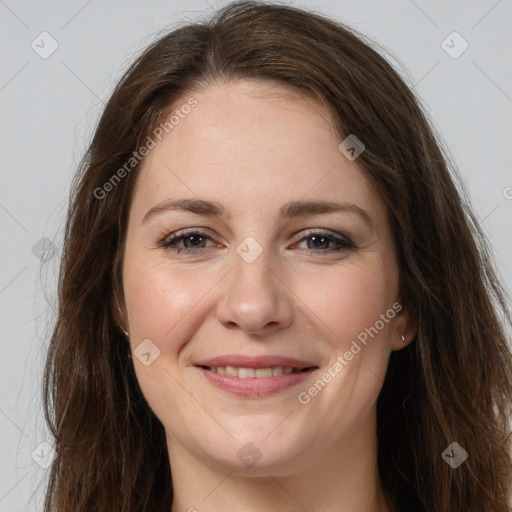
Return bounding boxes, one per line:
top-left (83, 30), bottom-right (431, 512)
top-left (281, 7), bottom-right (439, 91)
top-left (121, 78), bottom-right (416, 512)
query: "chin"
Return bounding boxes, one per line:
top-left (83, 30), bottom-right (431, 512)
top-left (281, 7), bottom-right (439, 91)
top-left (193, 424), bottom-right (313, 475)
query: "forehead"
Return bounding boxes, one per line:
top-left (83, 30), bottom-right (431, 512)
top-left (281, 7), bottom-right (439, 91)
top-left (130, 79), bottom-right (383, 221)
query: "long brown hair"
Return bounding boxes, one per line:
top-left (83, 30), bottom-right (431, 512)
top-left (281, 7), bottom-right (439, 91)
top-left (43, 1), bottom-right (512, 510)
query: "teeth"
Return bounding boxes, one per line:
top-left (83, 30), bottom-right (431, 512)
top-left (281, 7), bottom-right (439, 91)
top-left (226, 366), bottom-right (238, 376)
top-left (239, 368), bottom-right (255, 378)
top-left (255, 368), bottom-right (272, 378)
top-left (205, 366), bottom-right (303, 377)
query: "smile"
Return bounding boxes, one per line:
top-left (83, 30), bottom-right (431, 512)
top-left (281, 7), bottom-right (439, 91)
top-left (195, 365), bottom-right (318, 398)
top-left (201, 365), bottom-right (313, 377)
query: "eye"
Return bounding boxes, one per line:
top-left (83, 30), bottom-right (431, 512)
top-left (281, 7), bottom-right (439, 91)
top-left (293, 229), bottom-right (354, 254)
top-left (160, 228), bottom-right (219, 255)
top-left (160, 228), bottom-right (354, 256)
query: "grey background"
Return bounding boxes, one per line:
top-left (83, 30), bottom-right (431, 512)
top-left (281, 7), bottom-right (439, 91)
top-left (0, 0), bottom-right (511, 510)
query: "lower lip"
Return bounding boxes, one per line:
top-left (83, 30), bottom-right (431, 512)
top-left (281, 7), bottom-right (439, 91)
top-left (196, 367), bottom-right (316, 398)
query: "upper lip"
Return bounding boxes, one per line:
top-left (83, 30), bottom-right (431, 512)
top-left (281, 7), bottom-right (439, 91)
top-left (194, 355), bottom-right (317, 370)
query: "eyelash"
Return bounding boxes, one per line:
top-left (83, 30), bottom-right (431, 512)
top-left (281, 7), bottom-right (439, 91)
top-left (159, 228), bottom-right (355, 256)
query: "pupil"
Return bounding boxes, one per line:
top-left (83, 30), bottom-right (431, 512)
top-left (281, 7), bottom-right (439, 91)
top-left (184, 235), bottom-right (203, 248)
top-left (308, 235), bottom-right (328, 250)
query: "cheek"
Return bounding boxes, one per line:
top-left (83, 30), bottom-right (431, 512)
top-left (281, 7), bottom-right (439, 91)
top-left (124, 260), bottom-right (199, 339)
top-left (122, 256), bottom-right (210, 416)
top-left (298, 261), bottom-right (395, 352)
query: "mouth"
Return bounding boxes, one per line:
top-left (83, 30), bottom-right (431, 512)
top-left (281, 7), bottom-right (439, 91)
top-left (194, 361), bottom-right (319, 398)
top-left (198, 365), bottom-right (316, 377)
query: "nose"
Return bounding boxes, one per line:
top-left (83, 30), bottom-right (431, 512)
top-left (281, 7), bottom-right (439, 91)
top-left (215, 245), bottom-right (294, 336)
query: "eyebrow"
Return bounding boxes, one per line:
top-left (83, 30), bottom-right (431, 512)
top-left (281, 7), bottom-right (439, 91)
top-left (142, 198), bottom-right (375, 229)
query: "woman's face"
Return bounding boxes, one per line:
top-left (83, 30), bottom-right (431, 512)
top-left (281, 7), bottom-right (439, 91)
top-left (122, 79), bottom-right (414, 475)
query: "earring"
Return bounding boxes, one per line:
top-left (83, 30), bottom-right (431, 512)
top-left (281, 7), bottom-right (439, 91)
top-left (401, 334), bottom-right (406, 343)
top-left (123, 329), bottom-right (129, 337)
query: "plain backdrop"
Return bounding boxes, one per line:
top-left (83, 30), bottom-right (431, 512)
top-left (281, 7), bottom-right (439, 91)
top-left (0, 0), bottom-right (511, 510)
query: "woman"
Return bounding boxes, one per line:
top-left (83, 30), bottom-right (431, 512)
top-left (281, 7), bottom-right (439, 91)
top-left (43, 1), bottom-right (512, 511)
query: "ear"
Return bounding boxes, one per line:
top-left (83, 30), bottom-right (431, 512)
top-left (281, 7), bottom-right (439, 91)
top-left (111, 289), bottom-right (129, 337)
top-left (390, 299), bottom-right (417, 351)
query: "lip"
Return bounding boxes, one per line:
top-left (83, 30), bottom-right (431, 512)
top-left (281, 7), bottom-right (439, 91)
top-left (194, 354), bottom-right (316, 370)
top-left (196, 366), bottom-right (317, 398)
top-left (193, 354), bottom-right (319, 399)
